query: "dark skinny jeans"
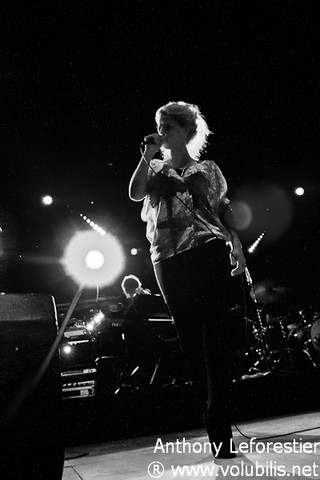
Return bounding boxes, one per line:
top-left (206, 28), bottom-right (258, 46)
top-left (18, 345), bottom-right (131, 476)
top-left (154, 239), bottom-right (246, 436)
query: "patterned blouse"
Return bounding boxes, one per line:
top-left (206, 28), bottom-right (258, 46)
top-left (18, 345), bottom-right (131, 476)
top-left (141, 158), bottom-right (232, 265)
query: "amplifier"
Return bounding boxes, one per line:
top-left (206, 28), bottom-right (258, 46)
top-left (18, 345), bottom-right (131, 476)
top-left (0, 293), bottom-right (64, 479)
top-left (60, 321), bottom-right (98, 369)
top-left (61, 367), bottom-right (97, 399)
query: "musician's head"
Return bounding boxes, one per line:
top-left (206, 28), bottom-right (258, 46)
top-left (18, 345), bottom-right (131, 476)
top-left (155, 101), bottom-right (212, 160)
top-left (121, 274), bottom-right (142, 298)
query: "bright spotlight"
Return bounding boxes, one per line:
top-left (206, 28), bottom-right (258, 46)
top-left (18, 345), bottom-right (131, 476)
top-left (85, 250), bottom-right (105, 270)
top-left (130, 248), bottom-right (139, 256)
top-left (248, 232), bottom-right (265, 253)
top-left (63, 345), bottom-right (72, 354)
top-left (92, 310), bottom-right (105, 324)
top-left (295, 187), bottom-right (304, 196)
top-left (61, 230), bottom-right (126, 287)
top-left (80, 213), bottom-right (106, 236)
top-left (41, 195), bottom-right (53, 206)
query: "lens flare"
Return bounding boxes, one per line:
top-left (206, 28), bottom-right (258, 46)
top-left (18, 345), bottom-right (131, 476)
top-left (230, 201), bottom-right (253, 231)
top-left (232, 183), bottom-right (293, 243)
top-left (62, 230), bottom-right (126, 287)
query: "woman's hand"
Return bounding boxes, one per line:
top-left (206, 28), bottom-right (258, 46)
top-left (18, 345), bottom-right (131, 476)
top-left (142, 132), bottom-right (165, 158)
top-left (223, 217), bottom-right (246, 277)
top-left (229, 243), bottom-right (246, 276)
top-left (129, 133), bottom-right (165, 201)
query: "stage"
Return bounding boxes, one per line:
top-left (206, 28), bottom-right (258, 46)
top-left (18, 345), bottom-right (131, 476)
top-left (63, 409), bottom-right (320, 479)
top-left (59, 368), bottom-right (320, 479)
top-left (54, 293), bottom-right (320, 478)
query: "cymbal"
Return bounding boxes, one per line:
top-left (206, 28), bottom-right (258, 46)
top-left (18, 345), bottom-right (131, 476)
top-left (250, 280), bottom-right (288, 304)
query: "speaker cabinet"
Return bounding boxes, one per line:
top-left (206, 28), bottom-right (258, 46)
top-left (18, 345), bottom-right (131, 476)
top-left (0, 293), bottom-right (64, 480)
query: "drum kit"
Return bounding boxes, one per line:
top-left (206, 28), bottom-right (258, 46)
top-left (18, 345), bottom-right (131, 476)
top-left (244, 279), bottom-right (320, 377)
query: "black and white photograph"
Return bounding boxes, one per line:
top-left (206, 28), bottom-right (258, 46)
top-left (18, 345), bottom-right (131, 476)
top-left (1, 1), bottom-right (319, 478)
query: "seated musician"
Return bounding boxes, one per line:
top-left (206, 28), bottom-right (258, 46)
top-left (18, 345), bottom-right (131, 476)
top-left (120, 274), bottom-right (151, 316)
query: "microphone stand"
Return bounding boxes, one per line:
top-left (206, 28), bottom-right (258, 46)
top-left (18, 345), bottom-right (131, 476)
top-left (244, 268), bottom-right (274, 376)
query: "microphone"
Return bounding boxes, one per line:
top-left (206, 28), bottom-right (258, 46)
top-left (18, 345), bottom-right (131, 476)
top-left (141, 134), bottom-right (164, 146)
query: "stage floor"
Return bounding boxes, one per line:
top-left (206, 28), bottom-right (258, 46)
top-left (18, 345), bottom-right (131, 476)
top-left (63, 409), bottom-right (320, 479)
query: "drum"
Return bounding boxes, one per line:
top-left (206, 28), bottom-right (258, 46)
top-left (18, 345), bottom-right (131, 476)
top-left (287, 324), bottom-right (309, 349)
top-left (287, 314), bottom-right (320, 368)
top-left (264, 324), bottom-right (285, 358)
top-left (310, 318), bottom-right (320, 354)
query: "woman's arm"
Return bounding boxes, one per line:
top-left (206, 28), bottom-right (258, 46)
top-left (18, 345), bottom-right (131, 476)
top-left (128, 134), bottom-right (163, 201)
top-left (128, 154), bottom-right (152, 201)
top-left (209, 161), bottom-right (246, 276)
top-left (220, 202), bottom-right (246, 276)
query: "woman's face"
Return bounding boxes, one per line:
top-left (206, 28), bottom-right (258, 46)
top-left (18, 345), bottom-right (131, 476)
top-left (157, 118), bottom-right (188, 150)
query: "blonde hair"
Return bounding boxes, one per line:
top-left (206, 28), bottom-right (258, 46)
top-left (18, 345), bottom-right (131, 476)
top-left (155, 101), bottom-right (212, 161)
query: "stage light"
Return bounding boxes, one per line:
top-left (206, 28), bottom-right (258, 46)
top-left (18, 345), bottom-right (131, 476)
top-left (41, 195), bottom-right (53, 206)
top-left (92, 310), bottom-right (105, 324)
top-left (80, 213), bottom-right (107, 236)
top-left (295, 187), bottom-right (304, 196)
top-left (61, 230), bottom-right (126, 287)
top-left (63, 345), bottom-right (72, 354)
top-left (130, 248), bottom-right (139, 256)
top-left (131, 366), bottom-right (140, 376)
top-left (248, 232), bottom-right (265, 253)
top-left (85, 250), bottom-right (105, 270)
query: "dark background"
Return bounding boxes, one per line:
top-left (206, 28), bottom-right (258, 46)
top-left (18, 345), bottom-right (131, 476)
top-left (1, 0), bottom-right (319, 308)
